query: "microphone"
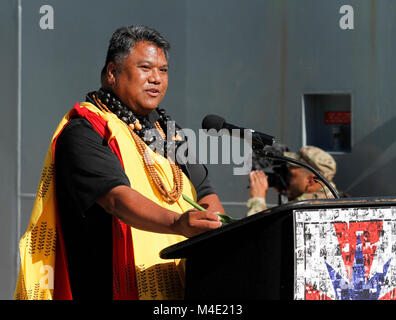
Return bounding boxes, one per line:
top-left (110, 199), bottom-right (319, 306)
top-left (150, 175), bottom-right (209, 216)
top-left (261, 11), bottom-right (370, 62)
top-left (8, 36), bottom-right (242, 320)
top-left (202, 114), bottom-right (275, 147)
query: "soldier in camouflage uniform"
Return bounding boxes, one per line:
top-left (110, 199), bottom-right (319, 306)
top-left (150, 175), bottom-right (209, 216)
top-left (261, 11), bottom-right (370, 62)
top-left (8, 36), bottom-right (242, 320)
top-left (247, 146), bottom-right (337, 216)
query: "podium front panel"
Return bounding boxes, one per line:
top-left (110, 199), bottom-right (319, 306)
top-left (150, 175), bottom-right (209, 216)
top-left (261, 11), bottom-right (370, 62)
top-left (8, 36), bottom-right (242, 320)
top-left (294, 206), bottom-right (396, 300)
top-left (160, 197), bottom-right (396, 300)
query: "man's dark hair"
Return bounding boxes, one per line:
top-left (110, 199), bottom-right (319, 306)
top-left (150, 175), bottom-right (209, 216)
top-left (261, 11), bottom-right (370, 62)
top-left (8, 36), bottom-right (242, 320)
top-left (101, 25), bottom-right (170, 82)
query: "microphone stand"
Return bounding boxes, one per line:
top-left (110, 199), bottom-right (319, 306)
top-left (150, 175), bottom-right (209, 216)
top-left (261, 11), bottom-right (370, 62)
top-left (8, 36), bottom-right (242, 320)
top-left (254, 148), bottom-right (340, 199)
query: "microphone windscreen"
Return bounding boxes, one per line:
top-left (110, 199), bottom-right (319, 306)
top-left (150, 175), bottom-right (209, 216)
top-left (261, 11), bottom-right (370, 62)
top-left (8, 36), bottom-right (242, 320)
top-left (202, 114), bottom-right (225, 131)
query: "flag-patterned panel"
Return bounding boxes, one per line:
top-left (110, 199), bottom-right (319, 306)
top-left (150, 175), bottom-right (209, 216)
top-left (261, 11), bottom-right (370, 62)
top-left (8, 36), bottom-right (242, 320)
top-left (294, 207), bottom-right (396, 300)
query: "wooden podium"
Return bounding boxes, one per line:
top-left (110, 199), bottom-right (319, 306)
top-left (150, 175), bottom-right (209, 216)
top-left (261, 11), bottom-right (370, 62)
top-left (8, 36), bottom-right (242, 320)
top-left (160, 197), bottom-right (396, 300)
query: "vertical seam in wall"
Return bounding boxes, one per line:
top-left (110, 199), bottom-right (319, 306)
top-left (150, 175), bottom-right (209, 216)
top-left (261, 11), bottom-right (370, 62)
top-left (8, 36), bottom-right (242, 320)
top-left (301, 94), bottom-right (306, 146)
top-left (279, 0), bottom-right (287, 142)
top-left (16, 0), bottom-right (22, 277)
top-left (185, 0), bottom-right (190, 127)
top-left (370, 0), bottom-right (377, 126)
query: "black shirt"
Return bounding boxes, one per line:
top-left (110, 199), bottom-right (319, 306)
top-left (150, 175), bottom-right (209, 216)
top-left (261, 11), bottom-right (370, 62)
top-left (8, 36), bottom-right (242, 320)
top-left (54, 116), bottom-right (216, 299)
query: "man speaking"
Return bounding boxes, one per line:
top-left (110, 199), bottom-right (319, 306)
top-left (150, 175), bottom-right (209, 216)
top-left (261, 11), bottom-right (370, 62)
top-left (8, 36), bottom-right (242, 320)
top-left (15, 25), bottom-right (224, 300)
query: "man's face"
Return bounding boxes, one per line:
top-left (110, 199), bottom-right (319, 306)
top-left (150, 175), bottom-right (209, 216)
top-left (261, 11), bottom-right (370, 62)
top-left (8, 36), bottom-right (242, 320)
top-left (285, 167), bottom-right (310, 200)
top-left (110, 41), bottom-right (169, 115)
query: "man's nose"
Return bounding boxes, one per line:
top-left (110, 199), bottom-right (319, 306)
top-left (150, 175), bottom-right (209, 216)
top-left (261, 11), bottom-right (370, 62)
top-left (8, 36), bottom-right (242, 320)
top-left (148, 68), bottom-right (161, 84)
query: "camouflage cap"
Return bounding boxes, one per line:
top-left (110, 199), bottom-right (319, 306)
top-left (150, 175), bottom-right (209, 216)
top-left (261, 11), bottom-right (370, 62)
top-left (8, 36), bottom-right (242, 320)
top-left (284, 146), bottom-right (336, 181)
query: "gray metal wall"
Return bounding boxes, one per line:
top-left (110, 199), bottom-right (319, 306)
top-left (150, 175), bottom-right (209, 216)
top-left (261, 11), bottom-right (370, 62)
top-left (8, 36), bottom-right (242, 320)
top-left (1, 0), bottom-right (396, 299)
top-left (0, 0), bottom-right (19, 301)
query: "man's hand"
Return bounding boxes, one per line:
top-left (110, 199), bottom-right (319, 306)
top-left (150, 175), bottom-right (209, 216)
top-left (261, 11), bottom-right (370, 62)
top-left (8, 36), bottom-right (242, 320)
top-left (174, 209), bottom-right (222, 238)
top-left (249, 170), bottom-right (268, 198)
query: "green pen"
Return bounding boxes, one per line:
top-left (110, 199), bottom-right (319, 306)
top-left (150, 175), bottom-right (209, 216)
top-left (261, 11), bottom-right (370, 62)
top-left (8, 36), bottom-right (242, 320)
top-left (182, 194), bottom-right (237, 224)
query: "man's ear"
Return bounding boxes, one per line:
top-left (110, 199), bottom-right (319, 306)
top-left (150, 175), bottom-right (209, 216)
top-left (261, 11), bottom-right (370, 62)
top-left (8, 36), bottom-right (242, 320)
top-left (106, 61), bottom-right (117, 86)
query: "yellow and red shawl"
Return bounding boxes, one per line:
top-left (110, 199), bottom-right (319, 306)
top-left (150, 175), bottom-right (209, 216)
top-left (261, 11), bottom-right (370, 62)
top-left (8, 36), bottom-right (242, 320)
top-left (14, 102), bottom-right (196, 300)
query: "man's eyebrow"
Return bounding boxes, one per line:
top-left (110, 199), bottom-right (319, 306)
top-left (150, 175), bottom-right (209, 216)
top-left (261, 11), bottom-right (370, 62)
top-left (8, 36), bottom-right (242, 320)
top-left (137, 60), bottom-right (169, 67)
